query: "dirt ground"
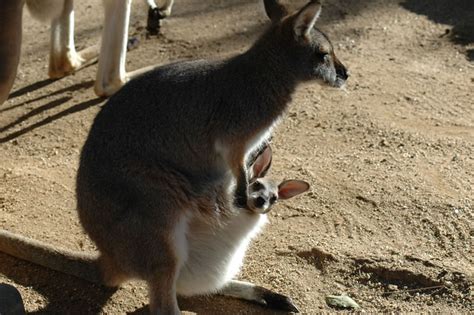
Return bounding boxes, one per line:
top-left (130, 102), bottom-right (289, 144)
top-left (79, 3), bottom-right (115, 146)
top-left (0, 0), bottom-right (473, 313)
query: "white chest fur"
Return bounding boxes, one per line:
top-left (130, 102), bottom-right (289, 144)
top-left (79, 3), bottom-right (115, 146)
top-left (175, 211), bottom-right (267, 296)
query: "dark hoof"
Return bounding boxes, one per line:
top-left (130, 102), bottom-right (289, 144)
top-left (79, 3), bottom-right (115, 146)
top-left (256, 287), bottom-right (299, 313)
top-left (146, 7), bottom-right (163, 36)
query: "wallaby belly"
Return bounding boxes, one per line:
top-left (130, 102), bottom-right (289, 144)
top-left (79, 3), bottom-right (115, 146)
top-left (176, 212), bottom-right (267, 296)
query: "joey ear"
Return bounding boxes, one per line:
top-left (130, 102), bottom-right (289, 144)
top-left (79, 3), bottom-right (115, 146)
top-left (251, 145), bottom-right (273, 180)
top-left (278, 180), bottom-right (310, 200)
top-left (264, 0), bottom-right (289, 23)
top-left (293, 0), bottom-right (322, 40)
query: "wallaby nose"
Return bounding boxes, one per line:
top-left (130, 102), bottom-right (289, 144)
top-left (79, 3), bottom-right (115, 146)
top-left (336, 65), bottom-right (348, 81)
top-left (255, 197), bottom-right (266, 208)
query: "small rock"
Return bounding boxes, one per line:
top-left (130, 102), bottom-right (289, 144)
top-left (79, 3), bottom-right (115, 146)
top-left (326, 294), bottom-right (360, 309)
top-left (380, 138), bottom-right (389, 147)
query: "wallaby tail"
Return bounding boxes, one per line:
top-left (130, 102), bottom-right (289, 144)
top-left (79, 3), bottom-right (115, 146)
top-left (0, 229), bottom-right (102, 285)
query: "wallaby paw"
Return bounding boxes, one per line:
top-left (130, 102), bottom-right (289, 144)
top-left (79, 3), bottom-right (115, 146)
top-left (254, 287), bottom-right (299, 313)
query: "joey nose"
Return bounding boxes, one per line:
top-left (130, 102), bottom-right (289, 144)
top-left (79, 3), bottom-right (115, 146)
top-left (255, 197), bottom-right (266, 208)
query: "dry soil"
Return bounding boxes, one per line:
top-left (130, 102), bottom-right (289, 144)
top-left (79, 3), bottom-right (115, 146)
top-left (0, 0), bottom-right (473, 314)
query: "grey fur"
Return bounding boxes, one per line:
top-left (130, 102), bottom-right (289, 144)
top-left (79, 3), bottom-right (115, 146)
top-left (76, 0), bottom-right (346, 313)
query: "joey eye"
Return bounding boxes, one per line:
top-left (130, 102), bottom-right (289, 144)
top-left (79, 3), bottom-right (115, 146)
top-left (251, 181), bottom-right (264, 191)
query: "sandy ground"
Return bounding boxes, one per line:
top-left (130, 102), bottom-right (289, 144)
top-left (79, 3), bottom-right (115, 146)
top-left (0, 0), bottom-right (473, 313)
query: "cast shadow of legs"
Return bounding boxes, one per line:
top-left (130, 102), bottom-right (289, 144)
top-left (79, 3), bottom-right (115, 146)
top-left (0, 97), bottom-right (104, 144)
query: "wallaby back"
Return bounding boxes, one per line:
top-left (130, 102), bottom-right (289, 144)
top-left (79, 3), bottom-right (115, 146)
top-left (0, 230), bottom-right (101, 284)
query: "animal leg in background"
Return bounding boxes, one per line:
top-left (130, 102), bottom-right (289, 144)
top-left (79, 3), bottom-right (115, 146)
top-left (0, 0), bottom-right (23, 104)
top-left (146, 0), bottom-right (175, 36)
top-left (46, 0), bottom-right (99, 78)
top-left (95, 0), bottom-right (175, 97)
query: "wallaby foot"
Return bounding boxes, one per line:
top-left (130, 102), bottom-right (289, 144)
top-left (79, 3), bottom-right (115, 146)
top-left (219, 280), bottom-right (299, 312)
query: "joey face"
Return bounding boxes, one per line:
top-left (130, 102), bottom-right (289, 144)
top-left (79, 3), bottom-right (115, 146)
top-left (247, 177), bottom-right (311, 214)
top-left (248, 178), bottom-right (279, 214)
top-left (246, 145), bottom-right (310, 214)
top-left (264, 0), bottom-right (349, 88)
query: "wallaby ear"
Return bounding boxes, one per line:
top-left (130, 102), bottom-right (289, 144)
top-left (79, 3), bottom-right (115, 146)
top-left (251, 145), bottom-right (273, 180)
top-left (293, 0), bottom-right (322, 39)
top-left (278, 180), bottom-right (310, 200)
top-left (264, 0), bottom-right (289, 23)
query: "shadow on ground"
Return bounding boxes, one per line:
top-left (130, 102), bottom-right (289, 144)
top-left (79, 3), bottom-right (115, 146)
top-left (401, 0), bottom-right (474, 61)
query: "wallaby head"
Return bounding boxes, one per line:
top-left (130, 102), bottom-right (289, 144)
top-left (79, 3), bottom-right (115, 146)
top-left (247, 145), bottom-right (310, 213)
top-left (262, 0), bottom-right (348, 87)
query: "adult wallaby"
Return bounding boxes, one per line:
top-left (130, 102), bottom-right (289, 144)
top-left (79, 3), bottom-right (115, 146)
top-left (0, 146), bottom-right (309, 312)
top-left (76, 0), bottom-right (346, 313)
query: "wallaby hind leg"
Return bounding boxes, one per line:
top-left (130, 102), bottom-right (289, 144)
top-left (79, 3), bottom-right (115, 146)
top-left (148, 270), bottom-right (180, 315)
top-left (48, 0), bottom-right (99, 79)
top-left (219, 280), bottom-right (299, 312)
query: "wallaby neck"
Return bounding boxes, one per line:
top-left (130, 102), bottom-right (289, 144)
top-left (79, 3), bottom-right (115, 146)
top-left (224, 34), bottom-right (300, 107)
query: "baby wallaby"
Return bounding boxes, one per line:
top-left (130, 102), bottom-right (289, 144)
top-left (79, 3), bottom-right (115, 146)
top-left (76, 0), bottom-right (344, 313)
top-left (0, 145), bottom-right (309, 312)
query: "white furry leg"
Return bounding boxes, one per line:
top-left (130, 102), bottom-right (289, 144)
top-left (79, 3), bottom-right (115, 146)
top-left (48, 0), bottom-right (99, 79)
top-left (218, 280), bottom-right (299, 312)
top-left (94, 0), bottom-right (131, 97)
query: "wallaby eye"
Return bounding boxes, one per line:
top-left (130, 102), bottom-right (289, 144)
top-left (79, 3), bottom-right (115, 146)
top-left (315, 52), bottom-right (329, 61)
